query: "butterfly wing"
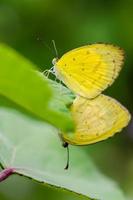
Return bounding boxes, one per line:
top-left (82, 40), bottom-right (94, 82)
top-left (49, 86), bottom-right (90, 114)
top-left (54, 44), bottom-right (124, 98)
top-left (62, 95), bottom-right (131, 145)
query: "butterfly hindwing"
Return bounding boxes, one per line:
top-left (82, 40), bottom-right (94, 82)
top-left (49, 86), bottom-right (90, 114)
top-left (62, 94), bottom-right (131, 145)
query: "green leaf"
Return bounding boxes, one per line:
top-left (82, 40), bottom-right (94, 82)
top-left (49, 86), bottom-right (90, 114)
top-left (0, 102), bottom-right (125, 200)
top-left (45, 78), bottom-right (75, 131)
top-left (0, 43), bottom-right (73, 131)
top-left (48, 79), bottom-right (75, 107)
top-left (44, 78), bottom-right (75, 131)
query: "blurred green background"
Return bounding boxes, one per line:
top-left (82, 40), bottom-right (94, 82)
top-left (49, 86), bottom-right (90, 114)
top-left (0, 0), bottom-right (133, 199)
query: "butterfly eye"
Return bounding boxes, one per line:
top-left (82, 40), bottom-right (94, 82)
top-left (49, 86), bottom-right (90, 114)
top-left (52, 57), bottom-right (58, 65)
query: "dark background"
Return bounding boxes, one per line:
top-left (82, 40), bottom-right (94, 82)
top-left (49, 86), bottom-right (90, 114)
top-left (0, 0), bottom-right (133, 199)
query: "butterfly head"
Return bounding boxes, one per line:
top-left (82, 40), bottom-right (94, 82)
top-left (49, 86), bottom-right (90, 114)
top-left (52, 57), bottom-right (59, 66)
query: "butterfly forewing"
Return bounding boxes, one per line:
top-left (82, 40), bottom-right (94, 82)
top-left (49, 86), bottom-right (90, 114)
top-left (55, 44), bottom-right (124, 98)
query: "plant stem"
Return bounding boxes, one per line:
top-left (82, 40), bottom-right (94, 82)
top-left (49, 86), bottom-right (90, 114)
top-left (0, 168), bottom-right (15, 182)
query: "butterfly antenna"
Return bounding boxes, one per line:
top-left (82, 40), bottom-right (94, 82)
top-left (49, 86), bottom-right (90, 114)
top-left (63, 142), bottom-right (69, 170)
top-left (52, 40), bottom-right (58, 58)
top-left (36, 36), bottom-right (54, 56)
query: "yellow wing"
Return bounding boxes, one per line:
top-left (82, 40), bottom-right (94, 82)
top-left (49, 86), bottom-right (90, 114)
top-left (62, 95), bottom-right (131, 145)
top-left (54, 43), bottom-right (124, 99)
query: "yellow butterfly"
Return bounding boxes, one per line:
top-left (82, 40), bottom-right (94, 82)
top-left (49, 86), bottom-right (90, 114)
top-left (53, 43), bottom-right (124, 99)
top-left (62, 94), bottom-right (131, 145)
top-left (51, 43), bottom-right (131, 146)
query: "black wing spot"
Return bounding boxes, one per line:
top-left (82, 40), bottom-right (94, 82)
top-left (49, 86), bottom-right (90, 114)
top-left (78, 111), bottom-right (83, 114)
top-left (86, 51), bottom-right (90, 55)
top-left (80, 134), bottom-right (84, 138)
